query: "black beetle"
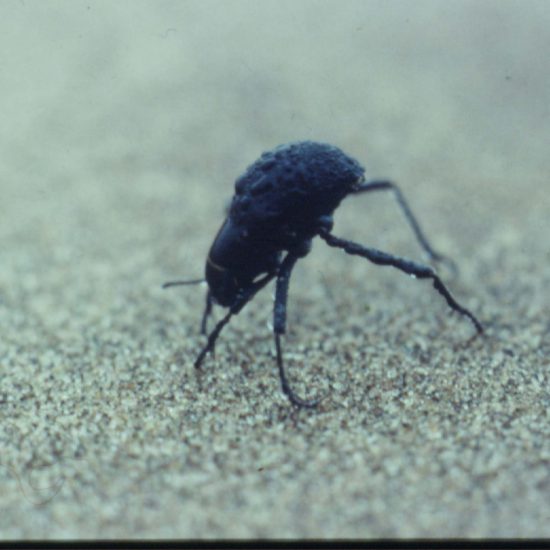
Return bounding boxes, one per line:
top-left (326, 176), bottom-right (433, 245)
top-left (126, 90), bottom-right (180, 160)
top-left (164, 141), bottom-right (483, 407)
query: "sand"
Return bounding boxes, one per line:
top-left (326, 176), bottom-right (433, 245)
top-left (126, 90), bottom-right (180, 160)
top-left (1, 0), bottom-right (549, 539)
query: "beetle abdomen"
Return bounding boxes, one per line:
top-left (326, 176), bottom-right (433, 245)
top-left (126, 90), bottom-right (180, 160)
top-left (230, 141), bottom-right (365, 230)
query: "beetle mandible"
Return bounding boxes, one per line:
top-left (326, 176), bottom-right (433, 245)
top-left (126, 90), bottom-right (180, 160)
top-left (164, 141), bottom-right (483, 407)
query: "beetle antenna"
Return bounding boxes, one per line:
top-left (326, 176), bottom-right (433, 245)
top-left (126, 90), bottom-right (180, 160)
top-left (162, 278), bottom-right (205, 289)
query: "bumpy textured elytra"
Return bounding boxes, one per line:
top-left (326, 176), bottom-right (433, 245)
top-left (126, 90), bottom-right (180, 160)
top-left (163, 141), bottom-right (483, 408)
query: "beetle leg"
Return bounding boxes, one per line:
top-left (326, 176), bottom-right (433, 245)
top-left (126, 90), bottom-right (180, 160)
top-left (351, 180), bottom-right (458, 274)
top-left (194, 308), bottom-right (233, 368)
top-left (200, 291), bottom-right (213, 335)
top-left (274, 254), bottom-right (325, 408)
top-left (194, 272), bottom-right (276, 368)
top-left (319, 229), bottom-right (483, 334)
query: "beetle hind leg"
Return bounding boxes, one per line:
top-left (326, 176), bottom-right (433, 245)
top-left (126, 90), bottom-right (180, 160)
top-left (319, 229), bottom-right (483, 334)
top-left (352, 180), bottom-right (458, 274)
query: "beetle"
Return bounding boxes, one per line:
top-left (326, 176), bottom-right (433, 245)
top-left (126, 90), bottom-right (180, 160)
top-left (164, 141), bottom-right (483, 407)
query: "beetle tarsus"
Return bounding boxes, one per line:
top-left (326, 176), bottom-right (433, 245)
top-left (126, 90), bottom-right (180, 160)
top-left (276, 335), bottom-right (323, 409)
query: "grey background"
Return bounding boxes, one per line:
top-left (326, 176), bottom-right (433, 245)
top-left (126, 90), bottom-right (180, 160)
top-left (1, 0), bottom-right (549, 538)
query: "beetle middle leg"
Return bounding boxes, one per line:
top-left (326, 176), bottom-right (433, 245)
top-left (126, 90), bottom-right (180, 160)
top-left (319, 229), bottom-right (483, 333)
top-left (352, 180), bottom-right (458, 273)
top-left (194, 271), bottom-right (276, 368)
top-left (274, 253), bottom-right (324, 408)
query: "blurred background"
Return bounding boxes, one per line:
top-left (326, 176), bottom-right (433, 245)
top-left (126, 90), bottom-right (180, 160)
top-left (2, 0), bottom-right (548, 256)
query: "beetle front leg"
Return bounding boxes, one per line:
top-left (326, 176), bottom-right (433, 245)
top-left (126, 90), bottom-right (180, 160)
top-left (194, 271), bottom-right (276, 368)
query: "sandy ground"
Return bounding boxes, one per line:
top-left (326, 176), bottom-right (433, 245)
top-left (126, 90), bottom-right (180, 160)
top-left (1, 0), bottom-right (549, 539)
